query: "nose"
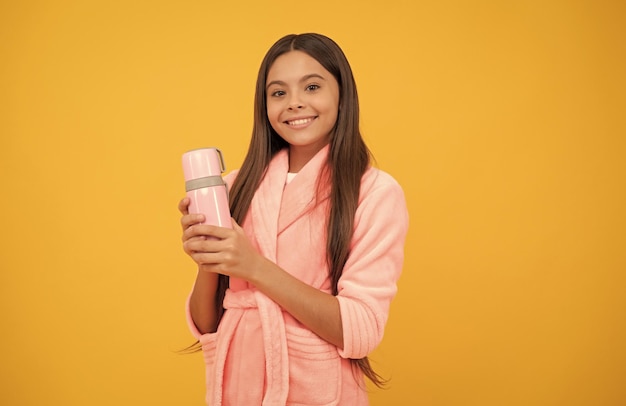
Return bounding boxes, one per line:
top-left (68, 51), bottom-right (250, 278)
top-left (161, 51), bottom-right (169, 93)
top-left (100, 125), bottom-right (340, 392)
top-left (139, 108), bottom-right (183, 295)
top-left (288, 93), bottom-right (304, 110)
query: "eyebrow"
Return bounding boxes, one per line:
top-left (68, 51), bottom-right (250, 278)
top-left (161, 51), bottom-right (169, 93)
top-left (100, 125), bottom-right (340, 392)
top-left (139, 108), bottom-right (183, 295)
top-left (266, 73), bottom-right (326, 90)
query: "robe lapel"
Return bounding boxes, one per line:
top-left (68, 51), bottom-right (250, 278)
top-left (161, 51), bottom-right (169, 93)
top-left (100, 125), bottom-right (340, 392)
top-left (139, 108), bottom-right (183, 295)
top-left (249, 149), bottom-right (289, 262)
top-left (249, 146), bottom-right (331, 259)
top-left (278, 145), bottom-right (330, 234)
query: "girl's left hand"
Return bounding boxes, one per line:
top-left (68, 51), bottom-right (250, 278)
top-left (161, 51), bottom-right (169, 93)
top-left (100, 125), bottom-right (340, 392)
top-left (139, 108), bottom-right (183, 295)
top-left (182, 219), bottom-right (264, 281)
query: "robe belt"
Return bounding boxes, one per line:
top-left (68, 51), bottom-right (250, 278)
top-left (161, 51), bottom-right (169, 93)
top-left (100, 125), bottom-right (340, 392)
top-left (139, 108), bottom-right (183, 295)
top-left (213, 289), bottom-right (289, 406)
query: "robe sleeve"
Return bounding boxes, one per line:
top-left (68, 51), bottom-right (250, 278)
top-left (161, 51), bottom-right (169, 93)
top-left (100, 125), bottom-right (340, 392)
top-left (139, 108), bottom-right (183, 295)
top-left (336, 170), bottom-right (409, 359)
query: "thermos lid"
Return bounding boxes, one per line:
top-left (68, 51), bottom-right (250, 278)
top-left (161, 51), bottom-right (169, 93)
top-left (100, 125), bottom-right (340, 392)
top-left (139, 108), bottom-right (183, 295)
top-left (182, 147), bottom-right (226, 181)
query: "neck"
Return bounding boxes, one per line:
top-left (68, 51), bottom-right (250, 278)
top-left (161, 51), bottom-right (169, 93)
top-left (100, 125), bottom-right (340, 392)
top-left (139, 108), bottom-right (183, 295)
top-left (288, 142), bottom-right (329, 173)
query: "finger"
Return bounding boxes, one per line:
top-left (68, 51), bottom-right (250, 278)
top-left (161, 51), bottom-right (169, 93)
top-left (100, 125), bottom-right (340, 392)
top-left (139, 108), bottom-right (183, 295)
top-left (230, 219), bottom-right (249, 241)
top-left (178, 197), bottom-right (191, 215)
top-left (180, 213), bottom-right (205, 230)
top-left (183, 238), bottom-right (198, 255)
top-left (183, 237), bottom-right (220, 255)
top-left (204, 224), bottom-right (236, 240)
top-left (183, 235), bottom-right (207, 245)
top-left (195, 255), bottom-right (232, 277)
top-left (189, 251), bottom-right (218, 266)
top-left (189, 247), bottom-right (227, 266)
top-left (183, 223), bottom-right (221, 240)
top-left (186, 223), bottom-right (234, 239)
top-left (231, 218), bottom-right (243, 231)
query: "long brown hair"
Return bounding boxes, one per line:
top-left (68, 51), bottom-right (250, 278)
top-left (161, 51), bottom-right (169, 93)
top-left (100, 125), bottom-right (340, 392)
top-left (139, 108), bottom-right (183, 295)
top-left (222, 33), bottom-right (385, 387)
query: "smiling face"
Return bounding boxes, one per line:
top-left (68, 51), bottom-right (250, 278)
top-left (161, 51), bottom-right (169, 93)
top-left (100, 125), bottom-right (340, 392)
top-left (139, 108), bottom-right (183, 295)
top-left (266, 50), bottom-right (340, 172)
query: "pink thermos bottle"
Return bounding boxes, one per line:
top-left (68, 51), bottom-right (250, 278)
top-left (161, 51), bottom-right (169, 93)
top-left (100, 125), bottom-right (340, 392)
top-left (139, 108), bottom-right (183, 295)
top-left (182, 148), bottom-right (232, 229)
top-left (182, 148), bottom-right (246, 291)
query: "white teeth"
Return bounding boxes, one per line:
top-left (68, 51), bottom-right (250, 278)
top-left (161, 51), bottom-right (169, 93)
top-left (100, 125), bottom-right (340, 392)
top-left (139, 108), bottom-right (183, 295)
top-left (288, 118), bottom-right (313, 126)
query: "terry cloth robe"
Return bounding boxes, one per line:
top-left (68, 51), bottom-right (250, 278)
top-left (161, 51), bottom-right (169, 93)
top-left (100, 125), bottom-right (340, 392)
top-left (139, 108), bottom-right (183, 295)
top-left (186, 145), bottom-right (409, 406)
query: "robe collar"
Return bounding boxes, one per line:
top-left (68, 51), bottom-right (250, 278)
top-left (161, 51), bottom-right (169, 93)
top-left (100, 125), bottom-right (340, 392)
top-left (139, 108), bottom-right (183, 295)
top-left (249, 145), bottom-right (331, 262)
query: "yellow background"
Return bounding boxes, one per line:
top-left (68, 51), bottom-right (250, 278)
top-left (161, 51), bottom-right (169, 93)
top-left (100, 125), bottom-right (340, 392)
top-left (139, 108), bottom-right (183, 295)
top-left (1, 1), bottom-right (624, 405)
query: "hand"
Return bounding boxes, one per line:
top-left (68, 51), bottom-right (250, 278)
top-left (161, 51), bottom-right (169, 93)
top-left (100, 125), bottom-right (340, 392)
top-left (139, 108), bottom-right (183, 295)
top-left (179, 197), bottom-right (208, 266)
top-left (179, 197), bottom-right (264, 280)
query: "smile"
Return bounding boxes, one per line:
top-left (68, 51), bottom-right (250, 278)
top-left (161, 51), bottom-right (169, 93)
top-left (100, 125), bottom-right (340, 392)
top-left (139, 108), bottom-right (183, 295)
top-left (285, 117), bottom-right (315, 126)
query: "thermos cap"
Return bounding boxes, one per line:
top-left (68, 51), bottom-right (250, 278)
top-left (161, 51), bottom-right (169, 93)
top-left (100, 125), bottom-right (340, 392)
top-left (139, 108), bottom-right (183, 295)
top-left (182, 147), bottom-right (226, 181)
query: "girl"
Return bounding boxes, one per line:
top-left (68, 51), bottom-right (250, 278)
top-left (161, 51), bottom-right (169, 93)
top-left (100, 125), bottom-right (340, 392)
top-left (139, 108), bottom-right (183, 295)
top-left (179, 33), bottom-right (409, 406)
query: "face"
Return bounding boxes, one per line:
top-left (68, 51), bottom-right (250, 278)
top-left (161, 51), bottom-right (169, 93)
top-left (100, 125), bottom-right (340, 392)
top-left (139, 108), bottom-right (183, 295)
top-left (266, 50), bottom-right (340, 171)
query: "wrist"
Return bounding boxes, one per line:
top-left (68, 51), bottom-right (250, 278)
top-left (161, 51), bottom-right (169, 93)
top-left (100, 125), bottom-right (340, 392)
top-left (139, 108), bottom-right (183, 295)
top-left (248, 256), bottom-right (275, 288)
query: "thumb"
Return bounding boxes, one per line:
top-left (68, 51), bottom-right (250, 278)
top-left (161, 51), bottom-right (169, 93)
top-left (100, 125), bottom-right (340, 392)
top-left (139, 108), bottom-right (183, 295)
top-left (230, 218), bottom-right (243, 231)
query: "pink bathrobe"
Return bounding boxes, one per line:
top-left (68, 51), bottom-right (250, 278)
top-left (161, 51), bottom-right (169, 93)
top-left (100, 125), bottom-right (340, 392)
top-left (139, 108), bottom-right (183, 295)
top-left (187, 146), bottom-right (409, 406)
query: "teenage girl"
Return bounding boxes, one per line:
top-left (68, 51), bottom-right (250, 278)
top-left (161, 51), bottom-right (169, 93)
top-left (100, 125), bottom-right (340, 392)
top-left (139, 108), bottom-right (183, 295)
top-left (179, 32), bottom-right (409, 406)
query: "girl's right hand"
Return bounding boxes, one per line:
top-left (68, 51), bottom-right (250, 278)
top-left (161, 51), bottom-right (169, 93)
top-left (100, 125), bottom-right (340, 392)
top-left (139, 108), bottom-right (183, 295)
top-left (178, 197), bottom-right (207, 263)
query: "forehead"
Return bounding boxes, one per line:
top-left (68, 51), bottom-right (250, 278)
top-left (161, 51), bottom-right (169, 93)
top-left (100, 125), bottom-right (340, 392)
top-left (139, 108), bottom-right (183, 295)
top-left (266, 50), bottom-right (331, 83)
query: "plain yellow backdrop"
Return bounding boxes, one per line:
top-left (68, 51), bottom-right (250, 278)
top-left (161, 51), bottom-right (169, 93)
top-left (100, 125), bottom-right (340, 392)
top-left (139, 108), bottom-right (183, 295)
top-left (1, 1), bottom-right (624, 405)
